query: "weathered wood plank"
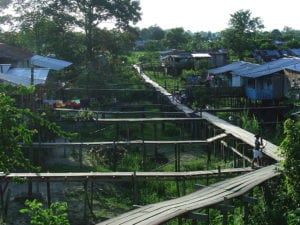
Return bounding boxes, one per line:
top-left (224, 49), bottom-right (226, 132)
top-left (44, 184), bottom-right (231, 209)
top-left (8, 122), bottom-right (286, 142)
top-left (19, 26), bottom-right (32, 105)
top-left (93, 117), bottom-right (203, 122)
top-left (2, 168), bottom-right (252, 181)
top-left (96, 165), bottom-right (279, 225)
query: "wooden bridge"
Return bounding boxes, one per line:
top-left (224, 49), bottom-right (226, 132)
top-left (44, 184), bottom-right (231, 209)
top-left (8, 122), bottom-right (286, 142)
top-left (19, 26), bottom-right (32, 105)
top-left (97, 165), bottom-right (279, 225)
top-left (136, 66), bottom-right (282, 162)
top-left (92, 66), bottom-right (283, 225)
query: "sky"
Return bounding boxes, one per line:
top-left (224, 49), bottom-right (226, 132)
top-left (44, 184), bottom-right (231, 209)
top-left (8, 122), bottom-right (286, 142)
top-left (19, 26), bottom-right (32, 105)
top-left (135, 0), bottom-right (300, 32)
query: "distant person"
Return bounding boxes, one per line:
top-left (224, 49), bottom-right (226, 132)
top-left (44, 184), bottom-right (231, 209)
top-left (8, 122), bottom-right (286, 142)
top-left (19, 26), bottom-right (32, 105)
top-left (252, 134), bottom-right (265, 168)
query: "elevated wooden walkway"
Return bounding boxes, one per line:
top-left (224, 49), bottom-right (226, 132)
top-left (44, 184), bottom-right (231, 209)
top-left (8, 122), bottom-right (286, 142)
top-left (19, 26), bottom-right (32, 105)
top-left (97, 165), bottom-right (279, 225)
top-left (96, 66), bottom-right (283, 225)
top-left (0, 167), bottom-right (252, 182)
top-left (136, 66), bottom-right (282, 162)
top-left (28, 133), bottom-right (227, 148)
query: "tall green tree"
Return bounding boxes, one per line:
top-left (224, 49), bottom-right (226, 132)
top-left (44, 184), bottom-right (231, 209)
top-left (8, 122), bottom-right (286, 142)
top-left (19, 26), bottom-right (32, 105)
top-left (55, 0), bottom-right (141, 62)
top-left (0, 0), bottom-right (141, 63)
top-left (221, 9), bottom-right (264, 60)
top-left (279, 119), bottom-right (300, 204)
top-left (139, 25), bottom-right (165, 41)
top-left (163, 27), bottom-right (191, 49)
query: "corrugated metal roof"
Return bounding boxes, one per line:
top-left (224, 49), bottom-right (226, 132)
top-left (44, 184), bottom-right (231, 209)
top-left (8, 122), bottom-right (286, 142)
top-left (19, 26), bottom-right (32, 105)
top-left (191, 53), bottom-right (211, 58)
top-left (7, 68), bottom-right (49, 80)
top-left (233, 63), bottom-right (259, 74)
top-left (0, 64), bottom-right (11, 73)
top-left (285, 63), bottom-right (300, 73)
top-left (208, 61), bottom-right (249, 74)
top-left (234, 57), bottom-right (300, 78)
top-left (289, 49), bottom-right (300, 56)
top-left (30, 55), bottom-right (72, 71)
top-left (0, 43), bottom-right (33, 60)
top-left (0, 68), bottom-right (49, 86)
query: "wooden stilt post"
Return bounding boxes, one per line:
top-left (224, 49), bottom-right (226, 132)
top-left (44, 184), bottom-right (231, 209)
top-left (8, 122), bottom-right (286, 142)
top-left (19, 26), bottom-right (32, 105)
top-left (47, 179), bottom-right (51, 208)
top-left (3, 189), bottom-right (10, 221)
top-left (90, 180), bottom-right (94, 213)
top-left (126, 122), bottom-right (130, 141)
top-left (233, 148), bottom-right (236, 168)
top-left (219, 197), bottom-right (234, 225)
top-left (213, 128), bottom-right (216, 157)
top-left (113, 141), bottom-right (117, 172)
top-left (0, 182), bottom-right (4, 219)
top-left (28, 179), bottom-right (32, 198)
top-left (243, 195), bottom-right (257, 225)
top-left (182, 177), bottom-right (186, 196)
top-left (83, 180), bottom-right (88, 223)
top-left (79, 145), bottom-right (83, 168)
top-left (142, 140), bottom-right (146, 171)
top-left (153, 123), bottom-right (158, 162)
top-left (174, 144), bottom-right (178, 172)
top-left (242, 145), bottom-right (246, 168)
top-left (132, 171), bottom-right (138, 205)
top-left (178, 144), bottom-right (181, 172)
top-left (115, 123), bottom-right (119, 141)
top-left (189, 212), bottom-right (209, 225)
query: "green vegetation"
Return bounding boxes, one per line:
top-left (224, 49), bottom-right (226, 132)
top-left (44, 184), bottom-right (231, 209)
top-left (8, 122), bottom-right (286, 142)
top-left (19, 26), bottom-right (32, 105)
top-left (0, 1), bottom-right (299, 224)
top-left (20, 200), bottom-right (70, 225)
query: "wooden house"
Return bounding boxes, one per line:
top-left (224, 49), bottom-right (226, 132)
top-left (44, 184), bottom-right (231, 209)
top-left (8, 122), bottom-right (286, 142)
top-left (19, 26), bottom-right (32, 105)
top-left (208, 61), bottom-right (257, 87)
top-left (234, 58), bottom-right (300, 100)
top-left (284, 64), bottom-right (300, 89)
top-left (0, 43), bottom-right (33, 67)
top-left (160, 50), bottom-right (194, 75)
top-left (160, 49), bottom-right (224, 76)
top-left (209, 58), bottom-right (300, 101)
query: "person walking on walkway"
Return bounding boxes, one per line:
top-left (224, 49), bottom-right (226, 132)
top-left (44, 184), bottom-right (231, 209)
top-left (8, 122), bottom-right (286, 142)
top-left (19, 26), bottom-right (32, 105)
top-left (252, 134), bottom-right (264, 168)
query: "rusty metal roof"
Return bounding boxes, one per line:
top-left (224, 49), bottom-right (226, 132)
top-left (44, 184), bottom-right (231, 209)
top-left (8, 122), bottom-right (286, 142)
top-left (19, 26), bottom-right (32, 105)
top-left (0, 43), bottom-right (33, 60)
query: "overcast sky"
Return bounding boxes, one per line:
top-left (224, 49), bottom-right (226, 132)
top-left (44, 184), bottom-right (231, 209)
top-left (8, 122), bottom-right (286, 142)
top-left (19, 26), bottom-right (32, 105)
top-left (135, 0), bottom-right (300, 32)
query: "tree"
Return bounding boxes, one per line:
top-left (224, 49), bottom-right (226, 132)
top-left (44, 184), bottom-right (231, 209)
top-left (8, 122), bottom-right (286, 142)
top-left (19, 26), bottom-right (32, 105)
top-left (55, 0), bottom-right (141, 61)
top-left (0, 0), bottom-right (141, 65)
top-left (221, 9), bottom-right (264, 59)
top-left (139, 25), bottom-right (165, 41)
top-left (279, 119), bottom-right (300, 204)
top-left (163, 27), bottom-right (191, 49)
top-left (0, 85), bottom-right (73, 173)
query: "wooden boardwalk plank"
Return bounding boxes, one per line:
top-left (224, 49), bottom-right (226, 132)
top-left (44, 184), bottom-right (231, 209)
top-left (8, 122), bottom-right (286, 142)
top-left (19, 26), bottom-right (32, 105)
top-left (2, 168), bottom-right (252, 181)
top-left (97, 165), bottom-right (279, 225)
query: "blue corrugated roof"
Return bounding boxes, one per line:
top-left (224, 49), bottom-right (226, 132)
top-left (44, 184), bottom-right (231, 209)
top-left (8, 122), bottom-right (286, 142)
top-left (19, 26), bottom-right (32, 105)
top-left (285, 63), bottom-right (300, 73)
top-left (208, 61), bottom-right (251, 74)
top-left (289, 49), bottom-right (300, 56)
top-left (0, 64), bottom-right (11, 73)
top-left (0, 68), bottom-right (49, 86)
top-left (234, 57), bottom-right (300, 78)
top-left (30, 55), bottom-right (72, 71)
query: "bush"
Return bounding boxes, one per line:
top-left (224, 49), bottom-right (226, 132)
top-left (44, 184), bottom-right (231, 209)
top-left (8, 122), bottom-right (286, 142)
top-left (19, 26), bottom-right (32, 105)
top-left (20, 199), bottom-right (70, 225)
